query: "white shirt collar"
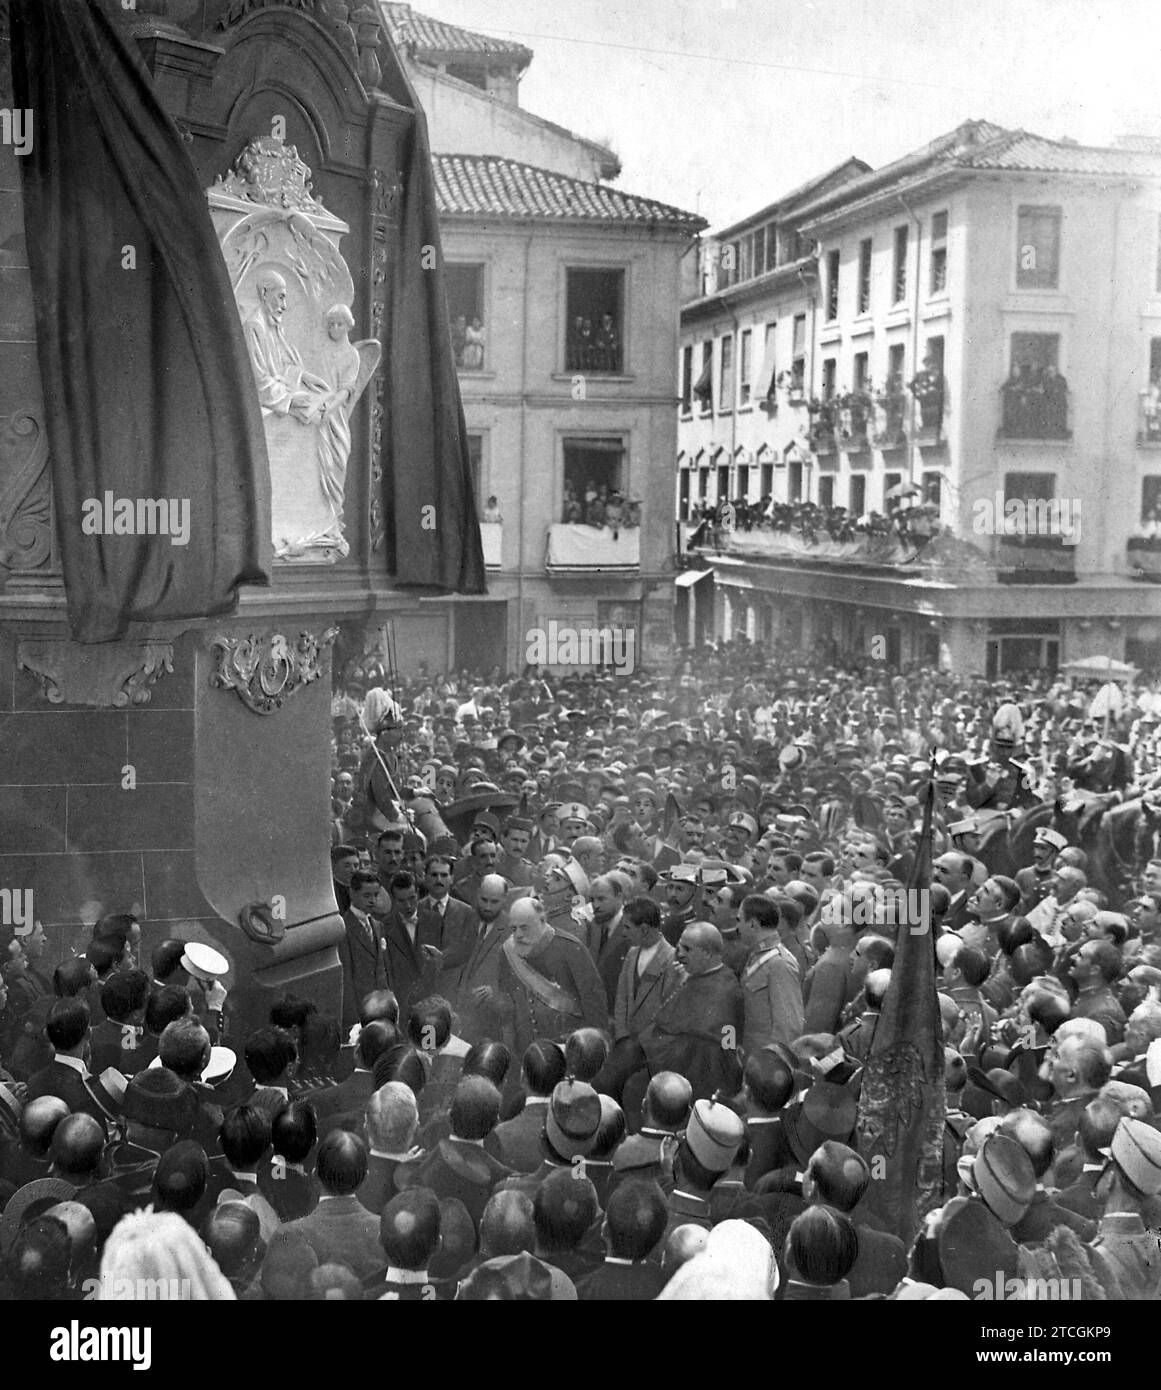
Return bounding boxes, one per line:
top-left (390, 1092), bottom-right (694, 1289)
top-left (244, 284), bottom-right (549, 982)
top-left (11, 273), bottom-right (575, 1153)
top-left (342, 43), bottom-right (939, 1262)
top-left (636, 939), bottom-right (664, 972)
top-left (55, 1053), bottom-right (88, 1077)
top-left (383, 1268), bottom-right (430, 1285)
top-left (371, 1148), bottom-right (416, 1162)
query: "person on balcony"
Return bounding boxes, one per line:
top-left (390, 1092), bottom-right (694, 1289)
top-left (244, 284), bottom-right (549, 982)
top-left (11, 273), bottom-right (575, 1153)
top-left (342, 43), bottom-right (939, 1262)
top-left (462, 317), bottom-right (485, 372)
top-left (1041, 365), bottom-right (1069, 437)
top-left (482, 496), bottom-right (503, 524)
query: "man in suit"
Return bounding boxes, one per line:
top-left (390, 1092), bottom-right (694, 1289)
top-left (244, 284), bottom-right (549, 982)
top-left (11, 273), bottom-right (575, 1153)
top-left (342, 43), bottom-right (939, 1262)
top-left (418, 854), bottom-right (475, 978)
top-left (597, 922), bottom-right (745, 1104)
top-left (282, 1130), bottom-right (383, 1280)
top-left (303, 1019), bottom-right (396, 1134)
top-left (25, 999), bottom-right (109, 1127)
top-left (611, 897), bottom-right (683, 1052)
top-left (451, 837), bottom-right (501, 907)
top-left (609, 1071), bottom-right (691, 1194)
top-left (446, 874), bottom-right (512, 1046)
top-left (934, 852), bottom-right (976, 934)
top-left (394, 1077), bottom-right (513, 1229)
top-left (582, 875), bottom-right (632, 1011)
top-left (798, 1142), bottom-right (907, 1298)
top-left (359, 1080), bottom-right (421, 1216)
top-left (380, 870), bottom-right (443, 1013)
top-left (88, 967), bottom-right (150, 1077)
top-left (1054, 1097), bottom-right (1132, 1223)
top-left (491, 1041), bottom-right (567, 1174)
top-left (338, 870), bottom-right (391, 1034)
top-left (576, 1179), bottom-right (668, 1300)
top-left (737, 894), bottom-right (803, 1055)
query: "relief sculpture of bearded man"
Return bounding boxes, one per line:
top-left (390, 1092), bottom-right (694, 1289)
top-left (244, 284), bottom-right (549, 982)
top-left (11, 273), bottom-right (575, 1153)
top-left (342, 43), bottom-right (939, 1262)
top-left (243, 268), bottom-right (380, 559)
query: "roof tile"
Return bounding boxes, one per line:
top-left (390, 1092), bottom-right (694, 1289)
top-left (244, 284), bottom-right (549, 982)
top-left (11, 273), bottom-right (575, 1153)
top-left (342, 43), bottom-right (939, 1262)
top-left (432, 154), bottom-right (706, 229)
top-left (381, 3), bottom-right (532, 62)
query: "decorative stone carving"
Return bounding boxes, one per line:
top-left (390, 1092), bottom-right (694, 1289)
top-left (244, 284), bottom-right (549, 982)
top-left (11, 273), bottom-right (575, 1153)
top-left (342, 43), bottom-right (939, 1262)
top-left (219, 0), bottom-right (315, 27)
top-left (209, 627), bottom-right (339, 714)
top-left (351, 5), bottom-right (382, 88)
top-left (0, 409), bottom-right (54, 573)
top-left (372, 168), bottom-right (403, 223)
top-left (18, 640), bottom-right (174, 707)
top-left (208, 139), bottom-right (382, 562)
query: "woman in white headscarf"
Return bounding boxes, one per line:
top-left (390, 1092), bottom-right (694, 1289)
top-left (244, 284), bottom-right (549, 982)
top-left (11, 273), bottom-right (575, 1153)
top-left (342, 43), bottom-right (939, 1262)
top-left (656, 1219), bottom-right (779, 1300)
top-left (96, 1211), bottom-right (235, 1301)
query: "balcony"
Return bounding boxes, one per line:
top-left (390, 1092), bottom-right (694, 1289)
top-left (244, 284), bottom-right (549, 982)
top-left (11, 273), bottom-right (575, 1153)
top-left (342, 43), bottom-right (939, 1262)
top-left (872, 389), bottom-right (907, 449)
top-left (999, 370), bottom-right (1071, 441)
top-left (808, 398), bottom-right (838, 456)
top-left (909, 370), bottom-right (946, 448)
top-left (1128, 535), bottom-right (1161, 581)
top-left (837, 393), bottom-right (872, 453)
top-left (992, 533), bottom-right (1076, 585)
top-left (480, 520), bottom-right (502, 570)
top-left (1138, 392), bottom-right (1161, 447)
top-left (546, 522), bottom-right (640, 575)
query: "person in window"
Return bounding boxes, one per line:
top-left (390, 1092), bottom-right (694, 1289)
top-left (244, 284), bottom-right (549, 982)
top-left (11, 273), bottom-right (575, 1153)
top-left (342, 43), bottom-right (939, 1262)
top-left (463, 317), bottom-right (485, 371)
top-left (1041, 364), bottom-right (1068, 437)
top-left (450, 315), bottom-right (467, 367)
top-left (604, 493), bottom-right (624, 539)
top-left (563, 491), bottom-right (583, 524)
top-left (482, 495), bottom-right (503, 524)
top-left (595, 312), bottom-right (620, 373)
top-left (586, 489), bottom-right (606, 529)
top-left (1144, 379), bottom-right (1161, 441)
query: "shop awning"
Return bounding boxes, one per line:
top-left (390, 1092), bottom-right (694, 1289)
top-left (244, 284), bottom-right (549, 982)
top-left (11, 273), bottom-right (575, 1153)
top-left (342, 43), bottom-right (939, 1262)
top-left (675, 568), bottom-right (713, 588)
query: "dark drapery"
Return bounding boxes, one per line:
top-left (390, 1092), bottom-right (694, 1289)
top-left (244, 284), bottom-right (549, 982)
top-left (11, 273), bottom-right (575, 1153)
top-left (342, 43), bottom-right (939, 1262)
top-left (384, 92), bottom-right (485, 593)
top-left (10, 0), bottom-right (270, 643)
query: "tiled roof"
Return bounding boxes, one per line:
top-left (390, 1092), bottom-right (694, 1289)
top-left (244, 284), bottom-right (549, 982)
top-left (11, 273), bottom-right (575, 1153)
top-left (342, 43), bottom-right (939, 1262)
top-left (957, 132), bottom-right (1161, 177)
top-left (380, 3), bottom-right (532, 63)
top-left (432, 154), bottom-right (706, 230)
top-left (796, 120), bottom-right (1161, 224)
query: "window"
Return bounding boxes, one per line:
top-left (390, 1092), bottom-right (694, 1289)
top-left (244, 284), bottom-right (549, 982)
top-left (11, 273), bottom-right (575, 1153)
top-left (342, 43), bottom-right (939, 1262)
top-left (1016, 205), bottom-right (1061, 290)
top-left (1004, 472), bottom-right (1055, 505)
top-left (766, 224), bottom-right (779, 271)
top-left (1144, 341), bottom-right (1161, 441)
top-left (466, 433), bottom-right (483, 507)
top-left (760, 462), bottom-right (773, 498)
top-left (763, 322), bottom-right (778, 400)
top-left (1152, 338), bottom-right (1161, 384)
top-left (446, 263), bottom-right (485, 370)
top-left (887, 343), bottom-right (906, 391)
top-left (739, 235), bottom-right (753, 283)
top-left (849, 475), bottom-right (867, 518)
top-left (752, 229), bottom-right (766, 279)
top-left (1142, 477), bottom-right (1161, 524)
top-left (822, 358), bottom-right (837, 400)
top-left (818, 475), bottom-right (835, 509)
top-left (930, 211), bottom-right (948, 294)
top-left (565, 269), bottom-right (624, 373)
top-left (883, 472), bottom-right (902, 505)
top-left (922, 471), bottom-right (942, 511)
top-left (857, 238), bottom-right (872, 314)
top-left (854, 351), bottom-right (870, 394)
top-left (694, 342), bottom-right (713, 414)
top-left (737, 464), bottom-right (751, 499)
top-left (563, 438), bottom-right (625, 520)
top-left (825, 249), bottom-right (840, 321)
top-left (925, 336), bottom-right (945, 375)
top-left (788, 459), bottom-right (803, 502)
top-left (719, 334), bottom-right (734, 411)
top-left (791, 314), bottom-right (807, 391)
top-left (739, 329), bottom-right (752, 407)
top-left (681, 345), bottom-right (693, 415)
top-left (892, 225), bottom-right (909, 304)
top-left (1002, 333), bottom-right (1068, 437)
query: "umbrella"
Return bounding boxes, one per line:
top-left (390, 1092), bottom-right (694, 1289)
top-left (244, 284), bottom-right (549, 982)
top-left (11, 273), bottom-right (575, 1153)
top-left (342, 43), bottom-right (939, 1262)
top-left (884, 482), bottom-right (921, 500)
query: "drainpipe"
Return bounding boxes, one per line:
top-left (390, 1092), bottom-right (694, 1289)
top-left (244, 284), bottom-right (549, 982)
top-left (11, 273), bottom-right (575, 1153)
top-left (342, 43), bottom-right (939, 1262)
top-left (898, 193), bottom-right (924, 667)
top-left (897, 193), bottom-right (923, 487)
top-left (517, 228), bottom-right (533, 670)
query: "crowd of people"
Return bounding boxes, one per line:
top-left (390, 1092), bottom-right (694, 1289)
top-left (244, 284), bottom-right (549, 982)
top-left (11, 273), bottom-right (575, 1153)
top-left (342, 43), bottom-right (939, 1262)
top-left (560, 485), bottom-right (640, 531)
top-left (687, 497), bottom-right (943, 547)
top-left (3, 641), bottom-right (1161, 1300)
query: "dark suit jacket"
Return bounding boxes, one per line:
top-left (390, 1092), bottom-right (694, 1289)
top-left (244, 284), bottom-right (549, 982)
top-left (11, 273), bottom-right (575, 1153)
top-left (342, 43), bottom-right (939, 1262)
top-left (358, 1152), bottom-right (412, 1216)
top-left (1011, 1190), bottom-right (1097, 1245)
top-left (577, 1259), bottom-right (667, 1301)
top-left (847, 1223), bottom-right (908, 1299)
top-left (744, 1117), bottom-right (794, 1191)
top-left (419, 894), bottom-right (475, 958)
top-left (581, 914), bottom-right (631, 1012)
top-left (338, 909), bottom-right (389, 1033)
top-left (451, 917), bottom-right (512, 1045)
top-left (25, 1058), bottom-right (108, 1127)
top-left (394, 1138), bottom-right (513, 1230)
top-left (491, 1100), bottom-right (551, 1174)
top-left (258, 1161), bottom-right (318, 1223)
top-left (381, 910), bottom-right (441, 1012)
top-left (283, 1194), bottom-right (384, 1280)
top-left (641, 965), bottom-right (745, 1101)
top-left (613, 941), bottom-right (683, 1042)
top-left (89, 1019), bottom-right (146, 1077)
top-left (303, 1069), bottom-right (377, 1134)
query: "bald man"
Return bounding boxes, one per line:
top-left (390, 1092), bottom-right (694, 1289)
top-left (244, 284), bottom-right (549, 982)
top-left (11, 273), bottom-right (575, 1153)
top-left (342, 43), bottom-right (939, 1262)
top-left (447, 874), bottom-right (514, 1045)
top-left (597, 922), bottom-right (745, 1104)
top-left (497, 898), bottom-right (608, 1054)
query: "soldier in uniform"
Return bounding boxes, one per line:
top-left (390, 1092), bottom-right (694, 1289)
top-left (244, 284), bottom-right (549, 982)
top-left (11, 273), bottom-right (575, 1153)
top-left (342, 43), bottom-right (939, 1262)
top-left (1015, 826), bottom-right (1067, 916)
top-left (497, 898), bottom-right (608, 1056)
top-left (1088, 1116), bottom-right (1161, 1299)
top-left (965, 703), bottom-right (1039, 812)
top-left (496, 816), bottom-right (536, 889)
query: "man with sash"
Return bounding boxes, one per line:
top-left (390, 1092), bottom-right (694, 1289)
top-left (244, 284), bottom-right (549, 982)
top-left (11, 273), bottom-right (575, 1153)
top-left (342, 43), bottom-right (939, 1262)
top-left (498, 898), bottom-right (608, 1055)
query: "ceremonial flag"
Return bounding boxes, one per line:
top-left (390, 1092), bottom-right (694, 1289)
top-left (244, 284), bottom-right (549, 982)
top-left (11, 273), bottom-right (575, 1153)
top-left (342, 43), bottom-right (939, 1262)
top-left (854, 772), bottom-right (945, 1241)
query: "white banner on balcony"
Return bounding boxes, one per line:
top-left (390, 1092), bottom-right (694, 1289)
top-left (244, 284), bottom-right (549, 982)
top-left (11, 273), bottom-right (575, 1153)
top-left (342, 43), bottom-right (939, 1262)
top-left (545, 523), bottom-right (640, 573)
